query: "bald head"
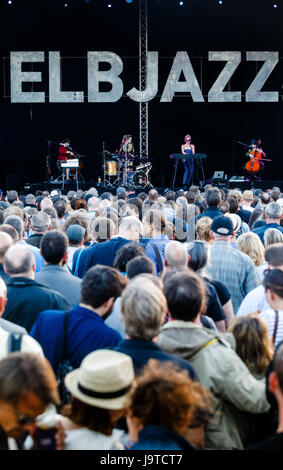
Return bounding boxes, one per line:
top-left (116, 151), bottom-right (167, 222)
top-left (0, 232), bottom-right (13, 262)
top-left (165, 241), bottom-right (188, 268)
top-left (4, 244), bottom-right (35, 278)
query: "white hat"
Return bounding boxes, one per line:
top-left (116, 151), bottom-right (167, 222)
top-left (65, 350), bottom-right (135, 410)
top-left (50, 190), bottom-right (59, 197)
top-left (224, 213), bottom-right (242, 233)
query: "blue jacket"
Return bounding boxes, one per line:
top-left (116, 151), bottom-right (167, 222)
top-left (130, 425), bottom-right (196, 451)
top-left (197, 206), bottom-right (222, 220)
top-left (145, 235), bottom-right (170, 274)
top-left (30, 305), bottom-right (122, 371)
top-left (253, 222), bottom-right (283, 244)
top-left (72, 237), bottom-right (131, 278)
top-left (115, 338), bottom-right (197, 379)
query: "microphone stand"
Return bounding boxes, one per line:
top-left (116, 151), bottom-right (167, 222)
top-left (103, 142), bottom-right (106, 187)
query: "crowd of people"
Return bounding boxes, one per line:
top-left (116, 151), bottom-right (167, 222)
top-left (0, 183), bottom-right (283, 450)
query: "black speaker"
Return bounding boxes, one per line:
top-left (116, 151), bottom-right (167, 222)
top-left (5, 174), bottom-right (26, 191)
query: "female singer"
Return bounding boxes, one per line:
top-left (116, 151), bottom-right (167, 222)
top-left (119, 134), bottom-right (135, 185)
top-left (181, 134), bottom-right (195, 188)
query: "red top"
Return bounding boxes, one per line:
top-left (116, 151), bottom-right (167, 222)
top-left (58, 145), bottom-right (68, 161)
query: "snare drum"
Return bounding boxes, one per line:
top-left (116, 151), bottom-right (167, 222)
top-left (105, 160), bottom-right (118, 176)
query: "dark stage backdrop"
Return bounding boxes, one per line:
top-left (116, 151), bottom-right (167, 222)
top-left (0, 0), bottom-right (282, 189)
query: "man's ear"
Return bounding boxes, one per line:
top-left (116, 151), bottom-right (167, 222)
top-left (103, 297), bottom-right (114, 311)
top-left (0, 296), bottom-right (7, 317)
top-left (269, 371), bottom-right (279, 394)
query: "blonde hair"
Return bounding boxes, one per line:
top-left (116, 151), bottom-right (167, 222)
top-left (237, 232), bottom-right (265, 267)
top-left (228, 315), bottom-right (273, 375)
top-left (264, 227), bottom-right (283, 248)
top-left (196, 217), bottom-right (213, 243)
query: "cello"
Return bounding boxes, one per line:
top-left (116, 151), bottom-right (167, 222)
top-left (245, 146), bottom-right (262, 175)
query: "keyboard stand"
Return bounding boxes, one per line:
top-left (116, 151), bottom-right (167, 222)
top-left (194, 159), bottom-right (205, 188)
top-left (62, 167), bottom-right (79, 191)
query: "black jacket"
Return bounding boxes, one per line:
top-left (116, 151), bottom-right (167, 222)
top-left (26, 233), bottom-right (43, 249)
top-left (3, 277), bottom-right (71, 332)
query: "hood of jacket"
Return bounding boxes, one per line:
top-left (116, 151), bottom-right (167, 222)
top-left (158, 320), bottom-right (235, 360)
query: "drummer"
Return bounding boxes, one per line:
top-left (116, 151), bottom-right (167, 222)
top-left (119, 134), bottom-right (135, 158)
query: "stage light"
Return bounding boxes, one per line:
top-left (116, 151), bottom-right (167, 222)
top-left (64, 2), bottom-right (68, 6)
top-left (126, 0), bottom-right (133, 3)
top-left (108, 3), bottom-right (112, 7)
top-left (274, 3), bottom-right (278, 7)
top-left (8, 1), bottom-right (12, 4)
top-left (218, 0), bottom-right (223, 4)
top-left (179, 1), bottom-right (184, 5)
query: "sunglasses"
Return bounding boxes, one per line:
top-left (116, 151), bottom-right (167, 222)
top-left (16, 412), bottom-right (37, 427)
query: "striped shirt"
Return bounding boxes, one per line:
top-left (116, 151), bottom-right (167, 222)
top-left (208, 240), bottom-right (259, 313)
top-left (259, 309), bottom-right (283, 348)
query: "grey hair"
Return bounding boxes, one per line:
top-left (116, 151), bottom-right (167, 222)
top-left (121, 278), bottom-right (167, 341)
top-left (87, 196), bottom-right (99, 210)
top-left (118, 216), bottom-right (143, 240)
top-left (4, 244), bottom-right (34, 275)
top-left (265, 202), bottom-right (282, 220)
top-left (264, 228), bottom-right (283, 248)
top-left (165, 241), bottom-right (188, 268)
top-left (31, 212), bottom-right (51, 233)
top-left (86, 187), bottom-right (98, 197)
top-left (4, 215), bottom-right (23, 238)
top-left (25, 194), bottom-right (36, 205)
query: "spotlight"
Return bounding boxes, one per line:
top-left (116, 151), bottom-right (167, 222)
top-left (108, 3), bottom-right (112, 7)
top-left (64, 2), bottom-right (68, 6)
top-left (274, 3), bottom-right (278, 7)
top-left (8, 0), bottom-right (12, 4)
top-left (126, 0), bottom-right (133, 3)
top-left (218, 0), bottom-right (223, 4)
top-left (179, 1), bottom-right (184, 5)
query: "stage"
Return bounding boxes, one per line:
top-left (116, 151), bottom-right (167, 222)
top-left (19, 179), bottom-right (283, 197)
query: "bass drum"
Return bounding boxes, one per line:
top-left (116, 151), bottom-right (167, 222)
top-left (105, 160), bottom-right (118, 176)
top-left (132, 170), bottom-right (148, 188)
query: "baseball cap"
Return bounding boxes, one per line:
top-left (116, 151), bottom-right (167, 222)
top-left (66, 224), bottom-right (85, 243)
top-left (211, 215), bottom-right (234, 236)
top-left (224, 213), bottom-right (242, 233)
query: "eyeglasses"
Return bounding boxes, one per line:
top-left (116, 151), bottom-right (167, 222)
top-left (16, 412), bottom-right (37, 427)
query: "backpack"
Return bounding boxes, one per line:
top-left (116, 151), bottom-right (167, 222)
top-left (7, 333), bottom-right (23, 353)
top-left (56, 312), bottom-right (74, 408)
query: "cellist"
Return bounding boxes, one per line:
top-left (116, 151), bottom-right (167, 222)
top-left (244, 139), bottom-right (266, 181)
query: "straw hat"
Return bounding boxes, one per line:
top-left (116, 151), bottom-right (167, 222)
top-left (65, 350), bottom-right (135, 410)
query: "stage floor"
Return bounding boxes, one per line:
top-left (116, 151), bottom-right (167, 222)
top-left (22, 179), bottom-right (283, 196)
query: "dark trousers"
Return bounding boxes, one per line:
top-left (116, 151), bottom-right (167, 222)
top-left (182, 158), bottom-right (194, 186)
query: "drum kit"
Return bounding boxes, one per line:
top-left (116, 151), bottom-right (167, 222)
top-left (102, 149), bottom-right (152, 189)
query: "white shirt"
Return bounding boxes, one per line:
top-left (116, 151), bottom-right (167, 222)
top-left (241, 205), bottom-right (254, 213)
top-left (64, 427), bottom-right (125, 450)
top-left (0, 327), bottom-right (43, 360)
top-left (237, 284), bottom-right (269, 317)
top-left (259, 309), bottom-right (283, 348)
top-left (67, 246), bottom-right (83, 270)
top-left (256, 263), bottom-right (268, 283)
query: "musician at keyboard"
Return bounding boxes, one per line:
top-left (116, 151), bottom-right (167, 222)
top-left (181, 134), bottom-right (195, 188)
top-left (57, 137), bottom-right (75, 180)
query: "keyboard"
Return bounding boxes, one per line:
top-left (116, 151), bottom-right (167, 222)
top-left (170, 153), bottom-right (207, 160)
top-left (61, 159), bottom-right (79, 168)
